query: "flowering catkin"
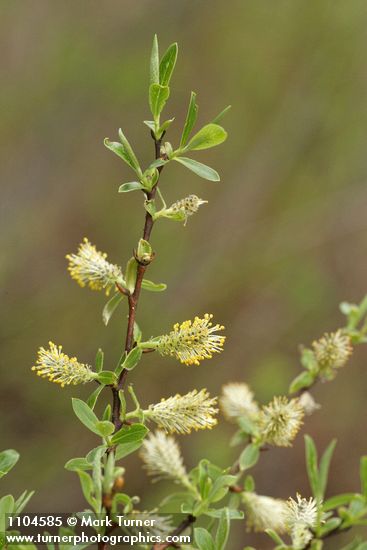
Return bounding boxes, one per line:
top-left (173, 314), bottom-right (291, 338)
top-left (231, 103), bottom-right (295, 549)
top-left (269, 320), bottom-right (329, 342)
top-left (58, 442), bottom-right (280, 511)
top-left (242, 492), bottom-right (287, 533)
top-left (156, 314), bottom-right (225, 365)
top-left (258, 396), bottom-right (304, 447)
top-left (284, 494), bottom-right (318, 549)
top-left (66, 238), bottom-right (122, 295)
top-left (31, 342), bottom-right (96, 387)
top-left (220, 383), bottom-right (259, 421)
top-left (144, 389), bottom-right (218, 434)
top-left (140, 431), bottom-right (190, 486)
top-left (170, 195), bottom-right (207, 224)
top-left (312, 330), bottom-right (352, 379)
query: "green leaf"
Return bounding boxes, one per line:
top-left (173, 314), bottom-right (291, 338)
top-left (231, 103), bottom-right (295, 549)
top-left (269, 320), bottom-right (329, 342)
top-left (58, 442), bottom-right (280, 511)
top-left (149, 83), bottom-right (170, 119)
top-left (104, 134), bottom-right (141, 177)
top-left (305, 435), bottom-right (320, 499)
top-left (157, 118), bottom-right (175, 138)
top-left (118, 128), bottom-right (142, 175)
top-left (115, 441), bottom-right (144, 460)
top-left (118, 182), bottom-right (145, 193)
top-left (95, 421), bottom-right (115, 438)
top-left (14, 490), bottom-right (34, 515)
top-left (289, 370), bottom-right (315, 394)
top-left (0, 449), bottom-right (19, 478)
top-left (319, 439), bottom-right (337, 498)
top-left (133, 322), bottom-right (142, 343)
top-left (215, 508), bottom-right (230, 550)
top-left (141, 279), bottom-right (167, 292)
top-left (86, 385), bottom-right (104, 410)
top-left (184, 123), bottom-right (227, 152)
top-left (125, 257), bottom-right (138, 294)
top-left (194, 528), bottom-right (215, 550)
top-left (72, 398), bottom-right (100, 436)
top-left (180, 92), bottom-right (199, 148)
top-left (0, 495), bottom-right (14, 532)
top-left (102, 293), bottom-right (124, 326)
top-left (323, 493), bottom-right (357, 512)
top-left (102, 404), bottom-right (111, 421)
top-left (159, 43), bottom-right (178, 86)
top-left (239, 444), bottom-right (260, 471)
top-left (265, 529), bottom-right (286, 545)
top-left (360, 456), bottom-right (367, 497)
top-left (211, 105), bottom-right (231, 124)
top-left (319, 517), bottom-right (342, 536)
top-left (174, 157), bottom-right (220, 181)
top-left (208, 475), bottom-right (238, 504)
top-left (111, 423), bottom-right (148, 445)
top-left (122, 346), bottom-right (142, 372)
top-left (96, 371), bottom-right (117, 386)
top-left (95, 349), bottom-right (104, 373)
top-left (77, 471), bottom-right (96, 508)
top-left (64, 458), bottom-right (92, 472)
top-left (150, 34), bottom-right (159, 84)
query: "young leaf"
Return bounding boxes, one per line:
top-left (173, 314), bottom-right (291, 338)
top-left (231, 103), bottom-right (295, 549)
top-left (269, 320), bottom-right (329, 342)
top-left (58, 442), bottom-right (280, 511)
top-left (194, 527), bottom-right (215, 550)
top-left (211, 105), bottom-right (231, 124)
top-left (150, 34), bottom-right (159, 84)
top-left (125, 257), bottom-right (138, 294)
top-left (77, 470), bottom-right (96, 508)
top-left (95, 421), bottom-right (115, 438)
top-left (265, 529), bottom-right (286, 545)
top-left (118, 182), bottom-right (145, 193)
top-left (159, 43), bottom-right (178, 86)
top-left (184, 123), bottom-right (227, 152)
top-left (323, 493), bottom-right (357, 512)
top-left (133, 321), bottom-right (142, 343)
top-left (215, 508), bottom-right (230, 550)
top-left (111, 423), bottom-right (148, 445)
top-left (319, 439), bottom-right (337, 498)
top-left (14, 490), bottom-right (34, 515)
top-left (141, 279), bottom-right (167, 292)
top-left (118, 128), bottom-right (142, 175)
top-left (86, 385), bottom-right (104, 410)
top-left (239, 444), bottom-right (260, 471)
top-left (72, 398), bottom-right (100, 436)
top-left (0, 449), bottom-right (19, 478)
top-left (0, 495), bottom-right (14, 532)
top-left (174, 157), bottom-right (220, 181)
top-left (149, 84), bottom-right (170, 119)
top-left (180, 92), bottom-right (198, 148)
top-left (64, 458), bottom-right (92, 472)
top-left (305, 435), bottom-right (320, 499)
top-left (115, 441), bottom-right (144, 460)
top-left (95, 349), bottom-right (104, 373)
top-left (121, 346), bottom-right (142, 372)
top-left (104, 135), bottom-right (141, 177)
top-left (96, 371), bottom-right (117, 386)
top-left (102, 293), bottom-right (124, 326)
top-left (289, 370), bottom-right (315, 394)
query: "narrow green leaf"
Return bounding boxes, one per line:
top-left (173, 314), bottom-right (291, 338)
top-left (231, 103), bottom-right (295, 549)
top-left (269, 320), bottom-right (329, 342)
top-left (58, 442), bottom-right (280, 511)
top-left (95, 421), bottom-right (115, 438)
top-left (102, 404), bottom-right (111, 421)
top-left (14, 490), bottom-right (34, 515)
top-left (141, 279), bottom-right (167, 292)
top-left (239, 444), bottom-right (260, 471)
top-left (0, 449), bottom-right (19, 478)
top-left (77, 470), bottom-right (96, 508)
top-left (319, 439), bottom-right (337, 498)
top-left (323, 493), bottom-right (357, 512)
top-left (115, 441), bottom-right (144, 460)
top-left (194, 528), bottom-right (215, 550)
top-left (125, 257), bottom-right (138, 294)
top-left (174, 157), bottom-right (220, 181)
top-left (215, 508), bottom-right (230, 550)
top-left (102, 293), bottom-right (124, 326)
top-left (157, 117), bottom-right (175, 138)
top-left (95, 349), bottom-right (104, 373)
top-left (211, 105), bottom-right (231, 124)
top-left (118, 182), bottom-right (145, 193)
top-left (150, 34), bottom-right (159, 84)
top-left (96, 371), bottom-right (117, 386)
top-left (265, 529), bottom-right (286, 545)
top-left (111, 423), bottom-right (148, 446)
top-left (64, 458), bottom-right (92, 472)
top-left (0, 495), bottom-right (14, 532)
top-left (122, 346), bottom-right (142, 371)
top-left (184, 123), bottom-right (227, 151)
top-left (133, 322), bottom-right (142, 343)
top-left (104, 137), bottom-right (141, 176)
top-left (180, 92), bottom-right (198, 148)
top-left (159, 43), bottom-right (178, 86)
top-left (289, 370), bottom-right (315, 394)
top-left (144, 120), bottom-right (156, 132)
top-left (149, 83), bottom-right (170, 118)
top-left (305, 435), bottom-right (320, 498)
top-left (86, 385), bottom-right (104, 410)
top-left (360, 456), bottom-right (367, 497)
top-left (72, 398), bottom-right (100, 436)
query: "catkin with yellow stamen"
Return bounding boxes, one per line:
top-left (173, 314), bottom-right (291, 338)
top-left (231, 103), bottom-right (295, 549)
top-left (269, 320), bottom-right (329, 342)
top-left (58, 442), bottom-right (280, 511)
top-left (155, 314), bottom-right (225, 365)
top-left (66, 238), bottom-right (123, 295)
top-left (258, 396), bottom-right (304, 447)
top-left (31, 342), bottom-right (96, 387)
top-left (144, 389), bottom-right (218, 434)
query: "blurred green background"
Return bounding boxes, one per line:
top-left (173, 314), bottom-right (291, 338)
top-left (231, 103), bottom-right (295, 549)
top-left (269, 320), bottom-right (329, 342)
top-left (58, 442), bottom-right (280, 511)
top-left (1, 0), bottom-right (367, 547)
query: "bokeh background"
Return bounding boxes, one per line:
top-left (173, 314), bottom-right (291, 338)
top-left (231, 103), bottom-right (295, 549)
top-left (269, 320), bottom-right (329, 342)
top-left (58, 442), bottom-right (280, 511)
top-left (2, 1), bottom-right (367, 547)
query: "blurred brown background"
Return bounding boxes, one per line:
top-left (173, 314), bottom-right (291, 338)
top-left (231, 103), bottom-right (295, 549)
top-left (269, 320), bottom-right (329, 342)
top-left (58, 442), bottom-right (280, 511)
top-left (1, 1), bottom-right (367, 547)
